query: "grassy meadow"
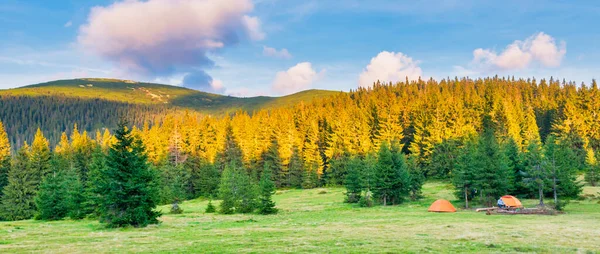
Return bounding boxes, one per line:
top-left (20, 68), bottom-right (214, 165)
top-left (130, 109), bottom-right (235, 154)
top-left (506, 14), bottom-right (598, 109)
top-left (1, 182), bottom-right (599, 253)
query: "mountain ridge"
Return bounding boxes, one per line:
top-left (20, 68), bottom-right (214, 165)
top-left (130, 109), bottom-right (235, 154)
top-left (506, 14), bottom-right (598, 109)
top-left (1, 78), bottom-right (341, 115)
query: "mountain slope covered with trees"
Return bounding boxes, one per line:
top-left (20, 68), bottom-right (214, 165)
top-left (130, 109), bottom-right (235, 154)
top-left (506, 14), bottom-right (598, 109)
top-left (0, 78), bottom-right (339, 148)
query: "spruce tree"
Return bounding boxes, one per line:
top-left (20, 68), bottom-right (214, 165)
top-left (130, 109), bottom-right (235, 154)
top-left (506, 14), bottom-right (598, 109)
top-left (29, 128), bottom-right (51, 186)
top-left (157, 163), bottom-right (190, 205)
top-left (0, 121), bottom-right (11, 198)
top-left (301, 162), bottom-right (319, 189)
top-left (218, 163), bottom-right (237, 214)
top-left (93, 121), bottom-right (160, 228)
top-left (522, 139), bottom-right (548, 206)
top-left (406, 154), bottom-right (424, 201)
top-left (262, 137), bottom-right (284, 187)
top-left (373, 142), bottom-right (398, 206)
top-left (0, 145), bottom-right (37, 220)
top-left (218, 162), bottom-right (258, 214)
top-left (453, 139), bottom-right (478, 208)
top-left (543, 135), bottom-right (582, 206)
top-left (585, 148), bottom-right (599, 187)
top-left (473, 118), bottom-right (511, 206)
top-left (257, 165), bottom-right (278, 215)
top-left (344, 157), bottom-right (363, 203)
top-left (504, 138), bottom-right (527, 196)
top-left (35, 170), bottom-right (69, 220)
top-left (390, 141), bottom-right (410, 204)
top-left (328, 151), bottom-right (350, 186)
top-left (186, 156), bottom-right (220, 198)
top-left (287, 146), bottom-right (304, 189)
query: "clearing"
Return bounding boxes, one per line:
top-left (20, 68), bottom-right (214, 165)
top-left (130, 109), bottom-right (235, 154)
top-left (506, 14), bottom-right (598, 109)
top-left (1, 182), bottom-right (599, 253)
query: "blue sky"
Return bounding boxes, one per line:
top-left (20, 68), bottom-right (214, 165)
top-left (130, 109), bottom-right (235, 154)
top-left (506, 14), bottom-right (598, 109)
top-left (0, 0), bottom-right (599, 96)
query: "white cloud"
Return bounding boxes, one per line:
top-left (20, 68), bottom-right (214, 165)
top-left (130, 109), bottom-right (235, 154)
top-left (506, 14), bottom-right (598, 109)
top-left (211, 79), bottom-right (225, 93)
top-left (471, 32), bottom-right (566, 71)
top-left (272, 62), bottom-right (323, 94)
top-left (78, 0), bottom-right (263, 77)
top-left (64, 21), bottom-right (72, 28)
top-left (358, 51), bottom-right (422, 88)
top-left (263, 46), bottom-right (292, 59)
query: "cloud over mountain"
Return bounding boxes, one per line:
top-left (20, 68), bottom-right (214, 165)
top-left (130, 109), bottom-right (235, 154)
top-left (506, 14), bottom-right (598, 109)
top-left (272, 62), bottom-right (323, 94)
top-left (471, 32), bottom-right (566, 70)
top-left (358, 51), bottom-right (422, 88)
top-left (78, 0), bottom-right (263, 93)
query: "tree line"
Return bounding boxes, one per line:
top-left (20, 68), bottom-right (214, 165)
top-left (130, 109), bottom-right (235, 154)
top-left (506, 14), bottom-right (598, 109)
top-left (0, 76), bottom-right (599, 224)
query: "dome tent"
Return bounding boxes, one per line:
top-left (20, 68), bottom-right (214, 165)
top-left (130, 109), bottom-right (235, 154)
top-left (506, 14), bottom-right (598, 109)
top-left (500, 195), bottom-right (523, 208)
top-left (428, 199), bottom-right (456, 213)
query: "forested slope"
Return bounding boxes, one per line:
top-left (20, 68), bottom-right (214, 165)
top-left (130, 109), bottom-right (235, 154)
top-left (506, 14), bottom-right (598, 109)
top-left (0, 78), bottom-right (339, 148)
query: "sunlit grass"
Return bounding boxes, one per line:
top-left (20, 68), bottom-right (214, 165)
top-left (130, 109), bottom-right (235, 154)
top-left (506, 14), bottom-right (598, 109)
top-left (0, 182), bottom-right (599, 253)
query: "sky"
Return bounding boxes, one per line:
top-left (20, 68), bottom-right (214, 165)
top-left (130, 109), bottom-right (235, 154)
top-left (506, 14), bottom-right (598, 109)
top-left (0, 0), bottom-right (599, 97)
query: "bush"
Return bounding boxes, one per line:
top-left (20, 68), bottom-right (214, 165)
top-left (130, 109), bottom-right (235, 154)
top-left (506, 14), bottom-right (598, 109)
top-left (205, 200), bottom-right (216, 213)
top-left (170, 200), bottom-right (184, 214)
top-left (358, 193), bottom-right (374, 207)
top-left (550, 200), bottom-right (570, 211)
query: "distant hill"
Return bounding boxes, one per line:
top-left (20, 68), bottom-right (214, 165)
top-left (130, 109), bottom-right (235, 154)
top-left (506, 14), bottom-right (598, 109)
top-left (0, 78), bottom-right (341, 148)
top-left (2, 78), bottom-right (340, 115)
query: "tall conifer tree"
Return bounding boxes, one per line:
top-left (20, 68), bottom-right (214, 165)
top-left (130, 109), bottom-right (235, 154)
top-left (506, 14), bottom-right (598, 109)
top-left (93, 121), bottom-right (160, 228)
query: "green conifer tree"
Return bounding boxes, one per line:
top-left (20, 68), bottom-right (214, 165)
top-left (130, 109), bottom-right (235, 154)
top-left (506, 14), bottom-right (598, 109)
top-left (0, 145), bottom-right (37, 220)
top-left (262, 137), bottom-right (285, 187)
top-left (344, 157), bottom-right (363, 203)
top-left (287, 146), bottom-right (304, 189)
top-left (585, 148), bottom-right (599, 187)
top-left (522, 139), bottom-right (548, 206)
top-left (373, 142), bottom-right (402, 206)
top-left (35, 170), bottom-right (69, 220)
top-left (257, 165), bottom-right (278, 215)
top-left (406, 154), bottom-right (425, 201)
top-left (0, 121), bottom-right (11, 199)
top-left (93, 121), bottom-right (160, 228)
top-left (453, 139), bottom-right (478, 208)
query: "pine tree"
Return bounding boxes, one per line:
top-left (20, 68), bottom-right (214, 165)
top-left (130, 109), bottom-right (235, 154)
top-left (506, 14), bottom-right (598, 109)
top-left (373, 142), bottom-right (403, 206)
top-left (93, 120), bottom-right (160, 228)
top-left (257, 165), bottom-right (278, 215)
top-left (390, 141), bottom-right (410, 204)
top-left (585, 148), bottom-right (599, 186)
top-left (287, 146), bottom-right (304, 189)
top-left (29, 128), bottom-right (51, 185)
top-left (406, 154), bottom-right (424, 201)
top-left (504, 138), bottom-right (527, 196)
top-left (328, 151), bottom-right (350, 186)
top-left (473, 117), bottom-right (512, 206)
top-left (35, 170), bottom-right (69, 220)
top-left (453, 138), bottom-right (478, 208)
top-left (218, 162), bottom-right (258, 214)
top-left (215, 125), bottom-right (244, 172)
top-left (0, 145), bottom-right (37, 220)
top-left (262, 137), bottom-right (285, 187)
top-left (186, 155), bottom-right (220, 198)
top-left (522, 139), bottom-right (548, 206)
top-left (157, 163), bottom-right (190, 205)
top-left (344, 156), bottom-right (363, 203)
top-left (218, 163), bottom-right (237, 214)
top-left (0, 121), bottom-right (11, 198)
top-left (302, 162), bottom-right (319, 189)
top-left (543, 135), bottom-right (582, 207)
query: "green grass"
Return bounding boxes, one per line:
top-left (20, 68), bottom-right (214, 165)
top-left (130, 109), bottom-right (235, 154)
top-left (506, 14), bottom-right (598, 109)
top-left (0, 78), bottom-right (340, 114)
top-left (1, 182), bottom-right (599, 253)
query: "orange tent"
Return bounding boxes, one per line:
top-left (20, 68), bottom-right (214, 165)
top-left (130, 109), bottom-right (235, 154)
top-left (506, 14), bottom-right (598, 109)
top-left (500, 195), bottom-right (523, 208)
top-left (428, 199), bottom-right (456, 213)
